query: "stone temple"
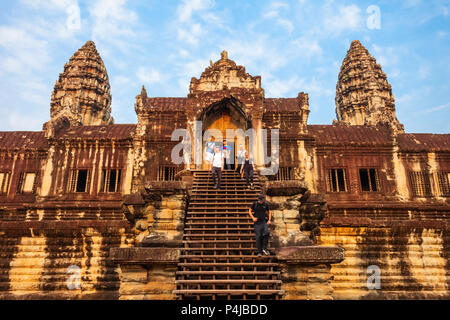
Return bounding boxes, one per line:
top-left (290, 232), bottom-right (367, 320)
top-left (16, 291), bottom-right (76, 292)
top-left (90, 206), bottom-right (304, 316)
top-left (0, 40), bottom-right (449, 300)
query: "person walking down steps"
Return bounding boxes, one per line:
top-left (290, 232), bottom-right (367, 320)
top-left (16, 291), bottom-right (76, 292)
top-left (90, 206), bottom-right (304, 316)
top-left (240, 152), bottom-right (254, 189)
top-left (236, 144), bottom-right (246, 174)
top-left (222, 139), bottom-right (231, 170)
top-left (249, 194), bottom-right (271, 257)
top-left (205, 136), bottom-right (216, 170)
top-left (211, 145), bottom-right (224, 189)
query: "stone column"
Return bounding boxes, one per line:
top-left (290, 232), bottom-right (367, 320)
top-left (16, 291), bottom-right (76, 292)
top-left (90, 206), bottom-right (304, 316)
top-left (251, 116), bottom-right (264, 168)
top-left (275, 246), bottom-right (345, 300)
top-left (110, 247), bottom-right (180, 300)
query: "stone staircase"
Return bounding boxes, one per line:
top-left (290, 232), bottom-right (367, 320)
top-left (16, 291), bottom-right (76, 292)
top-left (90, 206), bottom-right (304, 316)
top-left (174, 170), bottom-right (283, 300)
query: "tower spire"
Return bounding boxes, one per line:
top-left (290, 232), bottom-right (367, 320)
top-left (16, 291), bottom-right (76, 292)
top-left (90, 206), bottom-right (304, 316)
top-left (335, 40), bottom-right (404, 133)
top-left (44, 40), bottom-right (113, 137)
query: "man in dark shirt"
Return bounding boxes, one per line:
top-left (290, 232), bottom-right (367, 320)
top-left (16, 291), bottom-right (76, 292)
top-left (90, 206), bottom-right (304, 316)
top-left (240, 152), bottom-right (254, 189)
top-left (249, 194), bottom-right (271, 256)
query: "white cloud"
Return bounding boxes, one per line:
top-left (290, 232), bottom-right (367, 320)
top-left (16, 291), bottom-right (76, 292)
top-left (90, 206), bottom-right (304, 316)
top-left (221, 36), bottom-right (289, 72)
top-left (174, 0), bottom-right (221, 46)
top-left (404, 0), bottom-right (422, 8)
top-left (292, 37), bottom-right (323, 58)
top-left (265, 76), bottom-right (300, 97)
top-left (419, 102), bottom-right (450, 114)
top-left (263, 1), bottom-right (294, 33)
top-left (264, 74), bottom-right (331, 98)
top-left (177, 0), bottom-right (215, 23)
top-left (89, 0), bottom-right (138, 52)
top-left (371, 44), bottom-right (400, 68)
top-left (323, 4), bottom-right (363, 34)
top-left (397, 93), bottom-right (414, 105)
top-left (136, 67), bottom-right (163, 85)
top-left (19, 0), bottom-right (82, 37)
top-left (0, 26), bottom-right (50, 74)
top-left (178, 23), bottom-right (203, 46)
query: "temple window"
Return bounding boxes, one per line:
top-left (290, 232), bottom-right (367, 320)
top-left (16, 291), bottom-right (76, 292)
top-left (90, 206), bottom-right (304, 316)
top-left (359, 168), bottom-right (379, 192)
top-left (327, 168), bottom-right (348, 192)
top-left (0, 172), bottom-right (11, 194)
top-left (157, 166), bottom-right (178, 181)
top-left (100, 169), bottom-right (122, 193)
top-left (17, 172), bottom-right (37, 194)
top-left (409, 172), bottom-right (434, 197)
top-left (437, 172), bottom-right (450, 197)
top-left (69, 169), bottom-right (90, 193)
top-left (268, 167), bottom-right (294, 181)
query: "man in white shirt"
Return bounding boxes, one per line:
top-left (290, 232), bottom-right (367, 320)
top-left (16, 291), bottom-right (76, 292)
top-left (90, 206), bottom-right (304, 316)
top-left (211, 146), bottom-right (224, 189)
top-left (236, 144), bottom-right (246, 174)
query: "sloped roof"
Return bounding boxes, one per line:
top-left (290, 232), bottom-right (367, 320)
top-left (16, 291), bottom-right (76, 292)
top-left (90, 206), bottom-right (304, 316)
top-left (307, 125), bottom-right (392, 146)
top-left (397, 133), bottom-right (450, 152)
top-left (58, 124), bottom-right (136, 139)
top-left (0, 131), bottom-right (47, 150)
top-left (308, 125), bottom-right (450, 151)
top-left (264, 98), bottom-right (299, 112)
top-left (145, 97), bottom-right (187, 111)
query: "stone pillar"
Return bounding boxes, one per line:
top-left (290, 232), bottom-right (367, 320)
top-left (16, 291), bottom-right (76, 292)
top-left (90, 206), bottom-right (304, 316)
top-left (275, 246), bottom-right (345, 300)
top-left (110, 247), bottom-right (180, 300)
top-left (122, 181), bottom-right (188, 246)
top-left (252, 116), bottom-right (264, 168)
top-left (263, 180), bottom-right (311, 247)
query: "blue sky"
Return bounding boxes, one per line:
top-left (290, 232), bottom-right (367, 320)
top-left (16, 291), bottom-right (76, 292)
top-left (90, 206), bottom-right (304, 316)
top-left (0, 0), bottom-right (449, 133)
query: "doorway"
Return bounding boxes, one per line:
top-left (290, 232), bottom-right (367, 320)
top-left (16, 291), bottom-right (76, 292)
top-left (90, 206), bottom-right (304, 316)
top-left (200, 98), bottom-right (248, 170)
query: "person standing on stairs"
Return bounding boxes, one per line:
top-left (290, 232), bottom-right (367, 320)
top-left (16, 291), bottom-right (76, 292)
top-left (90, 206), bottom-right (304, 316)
top-left (211, 145), bottom-right (224, 189)
top-left (236, 144), bottom-right (246, 174)
top-left (240, 152), bottom-right (254, 189)
top-left (222, 139), bottom-right (231, 170)
top-left (205, 136), bottom-right (215, 170)
top-left (249, 194), bottom-right (271, 256)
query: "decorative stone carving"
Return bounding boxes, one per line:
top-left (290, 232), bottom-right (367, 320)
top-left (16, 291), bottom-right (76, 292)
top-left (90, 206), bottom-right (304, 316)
top-left (189, 50), bottom-right (262, 93)
top-left (130, 181), bottom-right (188, 247)
top-left (43, 41), bottom-right (113, 138)
top-left (335, 40), bottom-right (404, 133)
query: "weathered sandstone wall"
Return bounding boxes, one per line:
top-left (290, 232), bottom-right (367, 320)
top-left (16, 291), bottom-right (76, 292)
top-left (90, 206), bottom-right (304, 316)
top-left (319, 210), bottom-right (449, 299)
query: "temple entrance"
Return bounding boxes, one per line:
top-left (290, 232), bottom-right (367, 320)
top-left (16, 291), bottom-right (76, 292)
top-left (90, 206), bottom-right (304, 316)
top-left (200, 98), bottom-right (248, 170)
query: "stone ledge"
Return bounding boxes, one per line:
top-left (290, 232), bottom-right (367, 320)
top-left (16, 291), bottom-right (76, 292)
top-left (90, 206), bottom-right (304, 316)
top-left (275, 246), bottom-right (345, 265)
top-left (0, 220), bottom-right (129, 229)
top-left (263, 180), bottom-right (308, 196)
top-left (110, 247), bottom-right (180, 265)
top-left (321, 217), bottom-right (449, 228)
top-left (139, 236), bottom-right (182, 248)
top-left (123, 193), bottom-right (145, 206)
top-left (144, 181), bottom-right (188, 192)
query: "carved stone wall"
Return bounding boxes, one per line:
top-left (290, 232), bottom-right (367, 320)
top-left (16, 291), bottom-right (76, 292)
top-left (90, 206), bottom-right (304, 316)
top-left (123, 182), bottom-right (188, 247)
top-left (0, 221), bottom-right (134, 299)
top-left (319, 209), bottom-right (450, 299)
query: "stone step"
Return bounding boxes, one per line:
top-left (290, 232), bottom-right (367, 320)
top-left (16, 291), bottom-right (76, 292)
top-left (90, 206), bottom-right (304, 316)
top-left (176, 171), bottom-right (281, 300)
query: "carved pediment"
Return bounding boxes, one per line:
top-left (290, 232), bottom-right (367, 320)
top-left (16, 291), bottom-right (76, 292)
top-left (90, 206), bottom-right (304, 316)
top-left (189, 50), bottom-right (262, 93)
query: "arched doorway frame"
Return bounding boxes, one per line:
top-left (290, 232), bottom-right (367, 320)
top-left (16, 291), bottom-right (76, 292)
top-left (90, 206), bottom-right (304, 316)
top-left (197, 96), bottom-right (251, 169)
